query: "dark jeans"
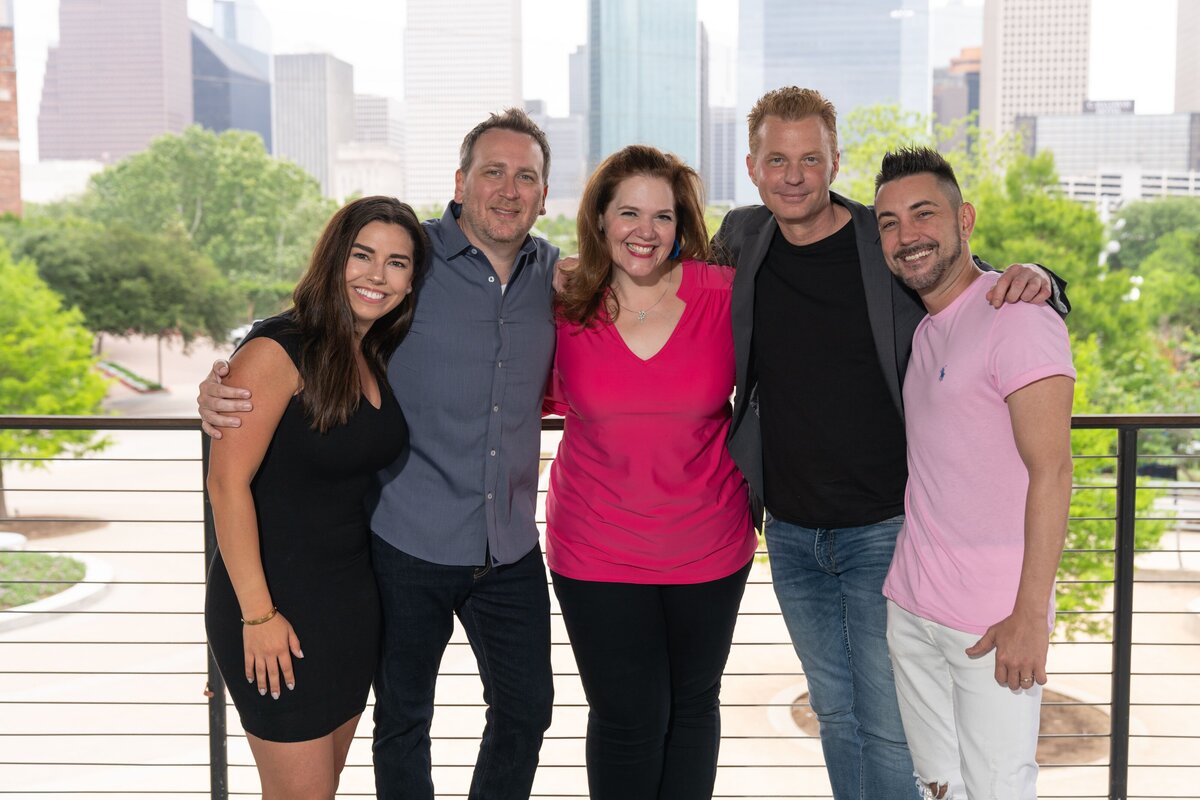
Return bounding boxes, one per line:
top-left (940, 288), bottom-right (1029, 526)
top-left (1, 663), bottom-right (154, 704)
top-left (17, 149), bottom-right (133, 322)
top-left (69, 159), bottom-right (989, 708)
top-left (551, 560), bottom-right (752, 800)
top-left (370, 537), bottom-right (554, 800)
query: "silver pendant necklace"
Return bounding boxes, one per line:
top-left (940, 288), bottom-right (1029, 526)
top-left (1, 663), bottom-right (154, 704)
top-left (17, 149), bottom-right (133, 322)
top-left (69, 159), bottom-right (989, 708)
top-left (614, 269), bottom-right (673, 322)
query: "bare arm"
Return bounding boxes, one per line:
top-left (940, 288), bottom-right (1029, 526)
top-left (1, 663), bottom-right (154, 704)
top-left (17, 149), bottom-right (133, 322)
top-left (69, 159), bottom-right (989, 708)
top-left (965, 374), bottom-right (1075, 689)
top-left (197, 359), bottom-right (254, 438)
top-left (206, 339), bottom-right (303, 698)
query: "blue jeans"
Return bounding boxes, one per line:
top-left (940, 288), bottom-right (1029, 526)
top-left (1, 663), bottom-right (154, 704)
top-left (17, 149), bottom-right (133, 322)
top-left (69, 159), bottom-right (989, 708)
top-left (370, 537), bottom-right (554, 800)
top-left (764, 514), bottom-right (919, 800)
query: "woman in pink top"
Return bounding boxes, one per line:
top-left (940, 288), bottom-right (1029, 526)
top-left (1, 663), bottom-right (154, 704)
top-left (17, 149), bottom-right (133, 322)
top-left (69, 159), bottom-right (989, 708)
top-left (546, 145), bottom-right (758, 799)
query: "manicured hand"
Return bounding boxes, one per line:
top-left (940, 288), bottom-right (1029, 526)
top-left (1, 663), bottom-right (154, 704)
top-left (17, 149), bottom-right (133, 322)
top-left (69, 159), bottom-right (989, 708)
top-left (242, 612), bottom-right (303, 699)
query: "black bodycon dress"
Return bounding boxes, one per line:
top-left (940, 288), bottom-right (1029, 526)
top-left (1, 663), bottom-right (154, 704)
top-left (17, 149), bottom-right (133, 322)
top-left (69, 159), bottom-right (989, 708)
top-left (204, 315), bottom-right (407, 742)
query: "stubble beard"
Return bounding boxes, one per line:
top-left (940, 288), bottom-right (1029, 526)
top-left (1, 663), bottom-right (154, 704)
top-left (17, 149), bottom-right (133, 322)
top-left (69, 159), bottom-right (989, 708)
top-left (897, 237), bottom-right (963, 292)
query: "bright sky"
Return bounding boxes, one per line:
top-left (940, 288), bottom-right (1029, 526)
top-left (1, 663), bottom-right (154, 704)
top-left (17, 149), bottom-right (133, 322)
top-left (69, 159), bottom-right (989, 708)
top-left (11, 0), bottom-right (1178, 163)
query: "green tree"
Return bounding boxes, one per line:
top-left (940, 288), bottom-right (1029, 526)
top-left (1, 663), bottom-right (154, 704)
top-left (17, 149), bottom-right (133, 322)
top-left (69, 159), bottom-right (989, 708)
top-left (0, 248), bottom-right (109, 519)
top-left (532, 213), bottom-right (578, 255)
top-left (836, 105), bottom-right (1022, 205)
top-left (1111, 197), bottom-right (1200, 270)
top-left (8, 218), bottom-right (239, 381)
top-left (79, 126), bottom-right (335, 318)
top-left (1136, 227), bottom-right (1200, 332)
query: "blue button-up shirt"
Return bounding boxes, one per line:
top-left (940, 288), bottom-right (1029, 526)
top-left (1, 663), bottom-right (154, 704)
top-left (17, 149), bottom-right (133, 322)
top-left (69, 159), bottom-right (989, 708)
top-left (370, 203), bottom-right (559, 566)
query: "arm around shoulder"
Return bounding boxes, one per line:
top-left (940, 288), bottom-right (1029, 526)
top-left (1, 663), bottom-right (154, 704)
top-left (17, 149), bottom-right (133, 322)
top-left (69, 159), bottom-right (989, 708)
top-left (198, 357), bottom-right (256, 438)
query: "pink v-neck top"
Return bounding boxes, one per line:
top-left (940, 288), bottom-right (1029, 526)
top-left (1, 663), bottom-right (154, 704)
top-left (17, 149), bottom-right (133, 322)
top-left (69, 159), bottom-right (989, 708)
top-left (544, 260), bottom-right (757, 583)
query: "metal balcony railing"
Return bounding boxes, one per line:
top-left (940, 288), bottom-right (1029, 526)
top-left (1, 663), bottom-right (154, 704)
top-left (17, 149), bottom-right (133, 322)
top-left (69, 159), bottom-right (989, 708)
top-left (0, 414), bottom-right (1197, 799)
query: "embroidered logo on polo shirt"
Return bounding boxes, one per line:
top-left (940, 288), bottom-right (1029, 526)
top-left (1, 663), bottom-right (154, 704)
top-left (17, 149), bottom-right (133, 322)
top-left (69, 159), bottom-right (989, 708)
top-left (939, 366), bottom-right (947, 382)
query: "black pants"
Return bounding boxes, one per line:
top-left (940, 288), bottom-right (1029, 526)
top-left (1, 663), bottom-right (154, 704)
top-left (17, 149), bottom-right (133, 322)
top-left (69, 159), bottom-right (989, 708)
top-left (551, 559), bottom-right (752, 800)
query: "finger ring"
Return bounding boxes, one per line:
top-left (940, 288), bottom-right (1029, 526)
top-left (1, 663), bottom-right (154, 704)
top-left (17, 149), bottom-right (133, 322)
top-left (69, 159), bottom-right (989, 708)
top-left (1020, 676), bottom-right (1033, 683)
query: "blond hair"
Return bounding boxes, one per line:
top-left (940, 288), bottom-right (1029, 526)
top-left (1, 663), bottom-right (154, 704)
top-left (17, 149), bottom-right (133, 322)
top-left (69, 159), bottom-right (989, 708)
top-left (747, 87), bottom-right (838, 155)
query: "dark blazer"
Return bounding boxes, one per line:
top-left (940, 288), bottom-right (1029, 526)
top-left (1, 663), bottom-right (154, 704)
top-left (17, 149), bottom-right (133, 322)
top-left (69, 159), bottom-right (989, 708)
top-left (711, 190), bottom-right (1068, 509)
top-left (712, 191), bottom-right (925, 505)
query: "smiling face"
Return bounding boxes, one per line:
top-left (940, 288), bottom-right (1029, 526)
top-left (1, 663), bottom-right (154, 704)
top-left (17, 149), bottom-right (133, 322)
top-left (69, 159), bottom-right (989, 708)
top-left (747, 114), bottom-right (839, 234)
top-left (874, 172), bottom-right (974, 293)
top-left (454, 128), bottom-right (547, 251)
top-left (344, 220), bottom-right (416, 336)
top-left (600, 174), bottom-right (678, 284)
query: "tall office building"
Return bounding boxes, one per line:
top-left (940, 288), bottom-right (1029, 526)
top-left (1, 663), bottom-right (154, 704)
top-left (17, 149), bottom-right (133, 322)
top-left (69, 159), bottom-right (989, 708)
top-left (332, 93), bottom-right (407, 201)
top-left (1177, 0), bottom-right (1200, 113)
top-left (273, 53), bottom-right (354, 196)
top-left (527, 100), bottom-right (586, 211)
top-left (735, 0), bottom-right (930, 204)
top-left (1020, 111), bottom-right (1200, 177)
top-left (404, 0), bottom-right (522, 204)
top-left (191, 22), bottom-right (272, 151)
top-left (1020, 111), bottom-right (1200, 210)
top-left (38, 0), bottom-right (192, 162)
top-left (979, 0), bottom-right (1090, 137)
top-left (588, 0), bottom-right (701, 171)
top-left (355, 95), bottom-right (404, 150)
top-left (933, 47), bottom-right (982, 126)
top-left (706, 106), bottom-right (738, 204)
top-left (212, 0), bottom-right (272, 77)
top-left (0, 0), bottom-right (19, 215)
top-left (569, 45), bottom-right (589, 119)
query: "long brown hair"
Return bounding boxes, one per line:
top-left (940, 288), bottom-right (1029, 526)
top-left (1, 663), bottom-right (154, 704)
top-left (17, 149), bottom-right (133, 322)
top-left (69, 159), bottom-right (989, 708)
top-left (559, 145), bottom-right (710, 327)
top-left (291, 196), bottom-right (429, 432)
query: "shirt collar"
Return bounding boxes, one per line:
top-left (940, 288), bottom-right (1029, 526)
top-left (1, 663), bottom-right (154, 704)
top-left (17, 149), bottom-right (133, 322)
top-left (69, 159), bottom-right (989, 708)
top-left (433, 201), bottom-right (539, 261)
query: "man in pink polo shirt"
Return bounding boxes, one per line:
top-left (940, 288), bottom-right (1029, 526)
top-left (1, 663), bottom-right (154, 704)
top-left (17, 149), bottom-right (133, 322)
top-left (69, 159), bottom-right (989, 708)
top-left (873, 147), bottom-right (1075, 800)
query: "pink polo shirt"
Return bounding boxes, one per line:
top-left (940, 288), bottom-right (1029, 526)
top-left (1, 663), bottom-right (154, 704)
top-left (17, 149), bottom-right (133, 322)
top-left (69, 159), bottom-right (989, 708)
top-left (544, 261), bottom-right (757, 584)
top-left (883, 271), bottom-right (1075, 634)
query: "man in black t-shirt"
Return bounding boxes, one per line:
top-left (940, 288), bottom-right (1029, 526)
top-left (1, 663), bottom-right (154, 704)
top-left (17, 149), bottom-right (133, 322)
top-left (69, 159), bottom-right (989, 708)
top-left (713, 87), bottom-right (1066, 800)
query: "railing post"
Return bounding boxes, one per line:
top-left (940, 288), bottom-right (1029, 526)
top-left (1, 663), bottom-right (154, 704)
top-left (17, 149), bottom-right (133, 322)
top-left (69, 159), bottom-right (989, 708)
top-left (1108, 427), bottom-right (1137, 800)
top-left (202, 434), bottom-right (229, 800)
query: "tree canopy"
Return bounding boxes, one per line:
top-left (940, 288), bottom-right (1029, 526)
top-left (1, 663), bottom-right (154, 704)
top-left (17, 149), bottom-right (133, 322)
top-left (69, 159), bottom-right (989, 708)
top-left (7, 216), bottom-right (238, 348)
top-left (0, 247), bottom-right (109, 518)
top-left (79, 126), bottom-right (335, 317)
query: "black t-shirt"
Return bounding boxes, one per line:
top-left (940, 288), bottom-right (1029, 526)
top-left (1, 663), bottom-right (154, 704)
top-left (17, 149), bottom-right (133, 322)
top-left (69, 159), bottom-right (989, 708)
top-left (752, 219), bottom-right (907, 528)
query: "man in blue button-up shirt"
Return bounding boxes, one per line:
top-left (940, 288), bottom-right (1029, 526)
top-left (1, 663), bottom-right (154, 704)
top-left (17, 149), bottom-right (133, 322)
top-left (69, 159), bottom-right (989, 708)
top-left (200, 109), bottom-right (559, 800)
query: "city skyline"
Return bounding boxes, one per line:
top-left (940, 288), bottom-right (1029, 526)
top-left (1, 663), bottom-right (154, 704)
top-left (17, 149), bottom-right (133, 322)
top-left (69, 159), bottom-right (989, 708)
top-left (8, 0), bottom-right (1181, 167)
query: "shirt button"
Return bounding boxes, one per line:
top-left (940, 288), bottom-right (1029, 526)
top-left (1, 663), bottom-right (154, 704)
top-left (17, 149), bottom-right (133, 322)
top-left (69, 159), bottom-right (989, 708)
top-left (488, 275), bottom-right (496, 283)
top-left (493, 405), bottom-right (500, 412)
top-left (486, 492), bottom-right (494, 500)
top-left (490, 449), bottom-right (497, 456)
top-left (470, 248), bottom-right (478, 255)
top-left (498, 318), bottom-right (505, 325)
top-left (497, 361), bottom-right (503, 368)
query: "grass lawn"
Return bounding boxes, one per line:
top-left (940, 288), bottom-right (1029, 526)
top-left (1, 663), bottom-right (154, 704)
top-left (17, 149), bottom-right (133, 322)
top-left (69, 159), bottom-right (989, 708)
top-left (0, 552), bottom-right (86, 611)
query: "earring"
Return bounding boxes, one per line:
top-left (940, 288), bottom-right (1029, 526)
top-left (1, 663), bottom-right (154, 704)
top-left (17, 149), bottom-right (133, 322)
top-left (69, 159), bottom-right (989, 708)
top-left (669, 239), bottom-right (681, 259)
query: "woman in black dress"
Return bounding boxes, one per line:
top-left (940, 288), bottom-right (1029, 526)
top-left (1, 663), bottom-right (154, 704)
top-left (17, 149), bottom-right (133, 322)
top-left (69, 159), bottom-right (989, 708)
top-left (205, 197), bottom-right (427, 798)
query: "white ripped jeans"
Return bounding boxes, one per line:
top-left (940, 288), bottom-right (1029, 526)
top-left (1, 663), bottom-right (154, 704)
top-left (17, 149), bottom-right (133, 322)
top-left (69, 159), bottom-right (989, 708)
top-left (886, 600), bottom-right (1043, 799)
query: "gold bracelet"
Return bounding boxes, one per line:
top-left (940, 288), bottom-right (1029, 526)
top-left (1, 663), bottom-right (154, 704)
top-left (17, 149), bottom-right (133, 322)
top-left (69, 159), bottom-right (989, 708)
top-left (241, 607), bottom-right (278, 626)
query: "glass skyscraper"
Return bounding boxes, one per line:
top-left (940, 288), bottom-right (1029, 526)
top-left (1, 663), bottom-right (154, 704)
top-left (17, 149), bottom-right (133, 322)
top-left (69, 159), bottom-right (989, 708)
top-left (587, 0), bottom-right (701, 171)
top-left (735, 0), bottom-right (931, 204)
